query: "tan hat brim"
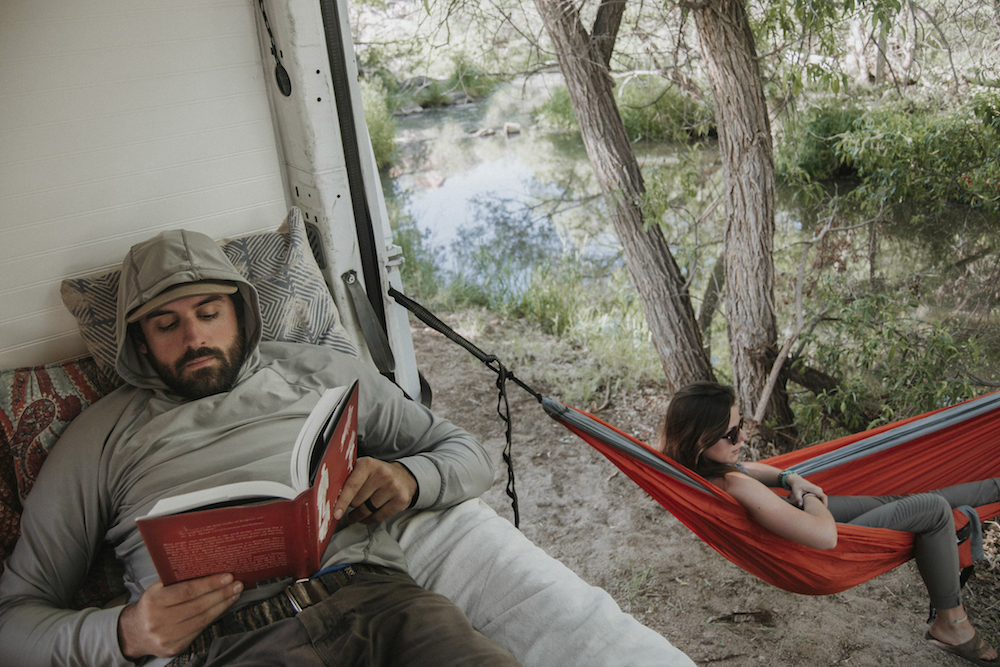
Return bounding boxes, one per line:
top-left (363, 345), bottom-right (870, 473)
top-left (127, 281), bottom-right (239, 323)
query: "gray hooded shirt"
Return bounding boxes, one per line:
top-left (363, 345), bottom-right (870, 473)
top-left (0, 230), bottom-right (494, 667)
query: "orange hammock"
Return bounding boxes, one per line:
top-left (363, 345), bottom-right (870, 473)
top-left (386, 287), bottom-right (1000, 595)
top-left (542, 394), bottom-right (1000, 596)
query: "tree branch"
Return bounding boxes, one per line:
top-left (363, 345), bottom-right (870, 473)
top-left (754, 215), bottom-right (835, 423)
top-left (592, 0), bottom-right (626, 67)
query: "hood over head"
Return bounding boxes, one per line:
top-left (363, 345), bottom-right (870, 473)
top-left (116, 229), bottom-right (262, 392)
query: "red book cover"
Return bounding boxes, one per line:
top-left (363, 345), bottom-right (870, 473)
top-left (136, 381), bottom-right (359, 586)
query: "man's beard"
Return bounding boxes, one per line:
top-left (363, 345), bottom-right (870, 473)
top-left (151, 329), bottom-right (247, 400)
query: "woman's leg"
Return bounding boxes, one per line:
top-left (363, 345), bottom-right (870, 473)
top-left (837, 493), bottom-right (960, 608)
top-left (928, 477), bottom-right (1000, 509)
top-left (826, 477), bottom-right (1000, 520)
top-left (827, 478), bottom-right (1000, 603)
top-left (832, 490), bottom-right (997, 660)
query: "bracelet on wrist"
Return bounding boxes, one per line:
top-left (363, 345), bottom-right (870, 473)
top-left (778, 470), bottom-right (795, 490)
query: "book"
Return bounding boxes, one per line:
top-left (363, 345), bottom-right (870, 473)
top-left (136, 380), bottom-right (359, 587)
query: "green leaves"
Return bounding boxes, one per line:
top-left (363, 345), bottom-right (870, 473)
top-left (794, 281), bottom-right (984, 442)
top-left (777, 91), bottom-right (1000, 218)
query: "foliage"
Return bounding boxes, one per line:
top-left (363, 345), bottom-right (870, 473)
top-left (444, 197), bottom-right (563, 311)
top-left (365, 49), bottom-right (505, 112)
top-left (425, 194), bottom-right (664, 404)
top-left (468, 259), bottom-right (663, 405)
top-left (616, 76), bottom-right (714, 142)
top-left (364, 0), bottom-right (1000, 422)
top-left (792, 281), bottom-right (984, 444)
top-left (394, 217), bottom-right (445, 299)
top-left (532, 86), bottom-right (578, 131)
top-left (359, 78), bottom-right (398, 171)
top-left (533, 82), bottom-right (714, 142)
top-left (836, 91), bottom-right (1000, 217)
top-left (447, 55), bottom-right (503, 98)
top-left (386, 183), bottom-right (444, 298)
top-left (775, 102), bottom-right (863, 182)
top-left (747, 0), bottom-right (854, 97)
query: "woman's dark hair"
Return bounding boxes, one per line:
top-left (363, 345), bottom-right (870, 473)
top-left (657, 381), bottom-right (738, 478)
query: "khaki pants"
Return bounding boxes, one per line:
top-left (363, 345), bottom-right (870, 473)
top-left (180, 569), bottom-right (521, 667)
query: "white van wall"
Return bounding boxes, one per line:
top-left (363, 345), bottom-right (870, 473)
top-left (0, 0), bottom-right (420, 400)
top-left (0, 0), bottom-right (289, 368)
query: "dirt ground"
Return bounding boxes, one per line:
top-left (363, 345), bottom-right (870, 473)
top-left (410, 313), bottom-right (1000, 667)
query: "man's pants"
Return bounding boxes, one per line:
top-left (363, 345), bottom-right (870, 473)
top-left (181, 569), bottom-right (522, 666)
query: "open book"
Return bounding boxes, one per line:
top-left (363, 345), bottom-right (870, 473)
top-left (136, 380), bottom-right (359, 586)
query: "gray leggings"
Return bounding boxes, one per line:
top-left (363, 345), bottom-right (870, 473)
top-left (827, 478), bottom-right (1000, 609)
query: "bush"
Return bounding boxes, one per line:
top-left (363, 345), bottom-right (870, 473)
top-left (533, 81), bottom-right (715, 142)
top-left (835, 92), bottom-right (1000, 215)
top-left (360, 78), bottom-right (398, 171)
top-left (776, 102), bottom-right (863, 182)
top-left (446, 56), bottom-right (501, 98)
top-left (533, 86), bottom-right (578, 131)
top-left (617, 76), bottom-right (714, 142)
top-left (792, 281), bottom-right (984, 444)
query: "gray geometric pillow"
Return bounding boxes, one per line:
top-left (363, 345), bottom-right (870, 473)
top-left (61, 207), bottom-right (356, 383)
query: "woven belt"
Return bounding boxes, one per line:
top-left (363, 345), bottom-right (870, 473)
top-left (168, 564), bottom-right (393, 667)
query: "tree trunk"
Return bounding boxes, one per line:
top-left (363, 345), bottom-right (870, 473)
top-left (533, 0), bottom-right (714, 392)
top-left (691, 0), bottom-right (792, 424)
top-left (697, 251), bottom-right (725, 358)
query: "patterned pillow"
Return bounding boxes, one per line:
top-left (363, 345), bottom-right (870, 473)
top-left (0, 357), bottom-right (125, 608)
top-left (60, 207), bottom-right (357, 382)
top-left (0, 357), bottom-right (113, 504)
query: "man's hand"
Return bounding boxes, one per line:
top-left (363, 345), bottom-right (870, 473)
top-left (118, 573), bottom-right (243, 659)
top-left (334, 457), bottom-right (418, 525)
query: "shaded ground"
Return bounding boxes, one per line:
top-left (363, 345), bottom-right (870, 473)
top-left (410, 312), bottom-right (1000, 667)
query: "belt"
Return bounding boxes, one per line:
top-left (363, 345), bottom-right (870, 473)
top-left (168, 563), bottom-right (393, 667)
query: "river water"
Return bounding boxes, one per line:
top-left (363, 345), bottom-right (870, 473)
top-left (381, 75), bottom-right (642, 276)
top-left (379, 77), bottom-right (999, 327)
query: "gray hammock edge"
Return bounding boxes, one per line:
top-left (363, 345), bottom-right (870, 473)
top-left (542, 392), bottom-right (1000, 491)
top-left (541, 398), bottom-right (714, 493)
top-left (790, 391), bottom-right (1000, 476)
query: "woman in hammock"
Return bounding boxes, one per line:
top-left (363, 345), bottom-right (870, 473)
top-left (656, 381), bottom-right (1000, 667)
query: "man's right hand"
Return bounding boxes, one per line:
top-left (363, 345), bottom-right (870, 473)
top-left (118, 573), bottom-right (243, 659)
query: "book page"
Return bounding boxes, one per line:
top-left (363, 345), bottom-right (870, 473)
top-left (145, 480), bottom-right (296, 517)
top-left (290, 384), bottom-right (350, 490)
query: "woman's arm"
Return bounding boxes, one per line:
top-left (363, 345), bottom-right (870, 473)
top-left (740, 462), bottom-right (828, 506)
top-left (720, 472), bottom-right (838, 550)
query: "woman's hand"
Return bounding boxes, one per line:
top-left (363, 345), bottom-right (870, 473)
top-left (785, 474), bottom-right (828, 508)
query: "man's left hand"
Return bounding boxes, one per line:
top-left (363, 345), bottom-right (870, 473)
top-left (333, 457), bottom-right (418, 525)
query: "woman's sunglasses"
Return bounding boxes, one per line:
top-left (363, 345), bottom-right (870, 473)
top-left (723, 417), bottom-right (744, 444)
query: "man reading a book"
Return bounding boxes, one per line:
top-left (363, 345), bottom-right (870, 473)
top-left (0, 229), bottom-right (521, 666)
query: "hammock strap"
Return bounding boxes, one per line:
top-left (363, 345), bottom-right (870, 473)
top-left (388, 288), bottom-right (543, 402)
top-left (956, 505), bottom-right (985, 563)
top-left (388, 287), bottom-right (541, 527)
